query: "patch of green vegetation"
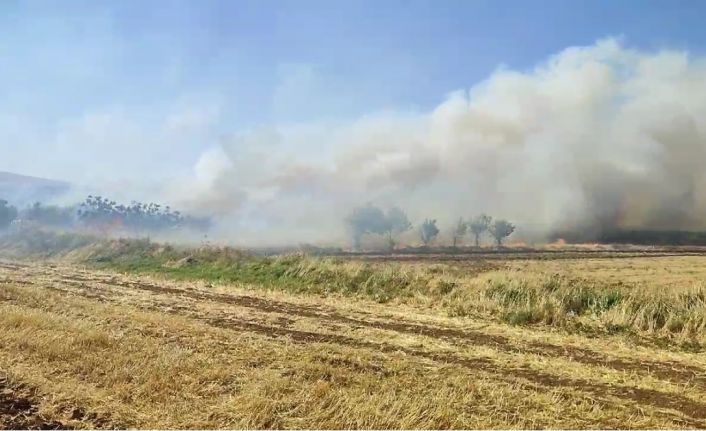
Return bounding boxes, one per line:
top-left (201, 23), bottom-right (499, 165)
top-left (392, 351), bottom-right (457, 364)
top-left (3, 230), bottom-right (705, 351)
top-left (85, 239), bottom-right (426, 303)
top-left (503, 309), bottom-right (544, 325)
top-left (484, 274), bottom-right (625, 327)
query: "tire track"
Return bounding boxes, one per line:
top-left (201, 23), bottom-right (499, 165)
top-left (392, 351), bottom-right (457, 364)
top-left (51, 273), bottom-right (706, 388)
top-left (10, 276), bottom-right (706, 427)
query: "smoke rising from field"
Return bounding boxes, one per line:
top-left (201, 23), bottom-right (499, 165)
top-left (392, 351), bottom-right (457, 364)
top-left (167, 39), bottom-right (706, 245)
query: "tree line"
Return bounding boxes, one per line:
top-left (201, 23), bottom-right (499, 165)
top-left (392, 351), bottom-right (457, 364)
top-left (0, 196), bottom-right (210, 234)
top-left (346, 204), bottom-right (515, 250)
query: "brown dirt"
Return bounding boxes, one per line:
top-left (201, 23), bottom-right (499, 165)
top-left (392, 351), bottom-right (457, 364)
top-left (0, 375), bottom-right (65, 430)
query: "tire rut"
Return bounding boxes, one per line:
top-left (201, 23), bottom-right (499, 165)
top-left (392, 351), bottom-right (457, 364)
top-left (11, 278), bottom-right (706, 427)
top-left (52, 273), bottom-right (706, 389)
top-left (0, 375), bottom-right (64, 430)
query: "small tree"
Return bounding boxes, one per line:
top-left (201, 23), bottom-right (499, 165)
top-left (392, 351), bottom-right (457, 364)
top-left (0, 199), bottom-right (18, 230)
top-left (469, 214), bottom-right (492, 247)
top-left (489, 219), bottom-right (515, 246)
top-left (383, 206), bottom-right (411, 251)
top-left (420, 219), bottom-right (439, 246)
top-left (451, 217), bottom-right (467, 248)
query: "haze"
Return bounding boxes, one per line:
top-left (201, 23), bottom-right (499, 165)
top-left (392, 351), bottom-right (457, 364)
top-left (2, 0), bottom-right (706, 246)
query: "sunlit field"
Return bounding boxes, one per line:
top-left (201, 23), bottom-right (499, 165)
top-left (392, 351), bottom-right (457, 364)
top-left (4, 1), bottom-right (706, 429)
top-left (1, 234), bottom-right (706, 428)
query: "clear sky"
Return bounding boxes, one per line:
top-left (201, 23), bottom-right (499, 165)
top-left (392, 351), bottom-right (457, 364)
top-left (1, 0), bottom-right (706, 183)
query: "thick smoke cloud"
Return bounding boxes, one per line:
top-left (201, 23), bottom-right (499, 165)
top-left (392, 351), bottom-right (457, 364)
top-left (171, 39), bottom-right (706, 246)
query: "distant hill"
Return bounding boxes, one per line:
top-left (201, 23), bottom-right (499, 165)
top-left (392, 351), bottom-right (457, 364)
top-left (0, 171), bottom-right (71, 205)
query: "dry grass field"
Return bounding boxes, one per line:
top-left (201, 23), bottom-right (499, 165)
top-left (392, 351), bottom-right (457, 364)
top-left (1, 236), bottom-right (706, 428)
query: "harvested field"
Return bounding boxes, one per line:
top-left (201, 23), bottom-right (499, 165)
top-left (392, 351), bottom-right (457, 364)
top-left (0, 374), bottom-right (65, 430)
top-left (1, 246), bottom-right (706, 428)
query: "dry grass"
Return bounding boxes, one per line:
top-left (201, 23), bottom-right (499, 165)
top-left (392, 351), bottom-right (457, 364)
top-left (6, 231), bottom-right (706, 349)
top-left (2, 233), bottom-right (706, 428)
top-left (450, 258), bottom-right (706, 344)
top-left (1, 258), bottom-right (706, 428)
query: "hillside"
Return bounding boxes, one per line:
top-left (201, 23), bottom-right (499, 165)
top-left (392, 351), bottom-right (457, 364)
top-left (0, 171), bottom-right (70, 205)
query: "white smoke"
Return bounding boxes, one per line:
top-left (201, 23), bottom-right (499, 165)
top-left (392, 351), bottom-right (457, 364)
top-left (172, 39), bottom-right (706, 245)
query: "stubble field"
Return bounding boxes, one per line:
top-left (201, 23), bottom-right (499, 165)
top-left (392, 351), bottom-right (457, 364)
top-left (1, 238), bottom-right (706, 429)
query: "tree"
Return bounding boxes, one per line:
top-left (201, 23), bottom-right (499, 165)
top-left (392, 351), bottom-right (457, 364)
top-left (383, 207), bottom-right (411, 251)
top-left (420, 219), bottom-right (440, 246)
top-left (489, 219), bottom-right (515, 246)
top-left (469, 214), bottom-right (492, 247)
top-left (451, 217), bottom-right (467, 248)
top-left (345, 205), bottom-right (411, 251)
top-left (22, 202), bottom-right (75, 227)
top-left (78, 195), bottom-right (206, 236)
top-left (78, 195), bottom-right (119, 231)
top-left (0, 199), bottom-right (18, 230)
top-left (345, 204), bottom-right (388, 250)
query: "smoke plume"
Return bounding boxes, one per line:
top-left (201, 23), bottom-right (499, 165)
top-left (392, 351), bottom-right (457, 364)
top-left (167, 39), bottom-right (706, 246)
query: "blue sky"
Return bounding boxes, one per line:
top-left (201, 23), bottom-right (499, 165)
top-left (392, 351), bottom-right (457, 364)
top-left (1, 0), bottom-right (706, 183)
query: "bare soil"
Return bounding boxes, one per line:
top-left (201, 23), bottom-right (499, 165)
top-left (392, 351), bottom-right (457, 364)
top-left (0, 375), bottom-right (65, 430)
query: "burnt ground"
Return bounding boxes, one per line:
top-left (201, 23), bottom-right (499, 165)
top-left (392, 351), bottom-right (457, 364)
top-left (331, 248), bottom-right (706, 262)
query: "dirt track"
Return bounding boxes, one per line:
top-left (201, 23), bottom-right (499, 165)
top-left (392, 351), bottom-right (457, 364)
top-left (2, 260), bottom-right (706, 428)
top-left (32, 271), bottom-right (706, 387)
